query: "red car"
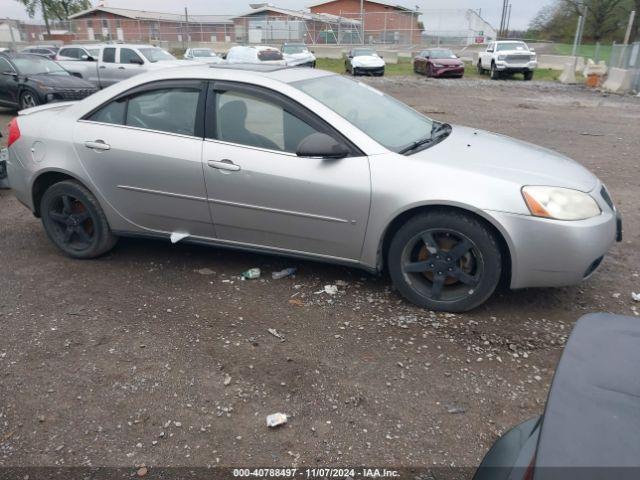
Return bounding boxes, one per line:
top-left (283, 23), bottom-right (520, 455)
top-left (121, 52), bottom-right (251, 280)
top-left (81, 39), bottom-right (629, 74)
top-left (413, 48), bottom-right (465, 78)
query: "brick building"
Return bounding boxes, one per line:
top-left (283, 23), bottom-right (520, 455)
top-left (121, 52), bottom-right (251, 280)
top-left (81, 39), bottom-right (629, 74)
top-left (309, 0), bottom-right (422, 44)
top-left (67, 6), bottom-right (234, 43)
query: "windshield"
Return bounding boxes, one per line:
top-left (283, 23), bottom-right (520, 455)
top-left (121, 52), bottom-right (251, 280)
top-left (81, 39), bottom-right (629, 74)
top-left (429, 49), bottom-right (456, 59)
top-left (293, 75), bottom-right (433, 153)
top-left (496, 42), bottom-right (529, 51)
top-left (139, 48), bottom-right (175, 62)
top-left (282, 45), bottom-right (309, 54)
top-left (192, 49), bottom-right (217, 57)
top-left (13, 56), bottom-right (69, 76)
top-left (353, 49), bottom-right (376, 57)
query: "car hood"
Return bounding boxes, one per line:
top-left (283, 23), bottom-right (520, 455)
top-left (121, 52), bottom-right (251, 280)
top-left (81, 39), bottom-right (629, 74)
top-left (497, 49), bottom-right (534, 56)
top-left (28, 73), bottom-right (96, 89)
top-left (414, 125), bottom-right (598, 192)
top-left (352, 55), bottom-right (385, 66)
top-left (283, 52), bottom-right (316, 65)
top-left (430, 58), bottom-right (463, 66)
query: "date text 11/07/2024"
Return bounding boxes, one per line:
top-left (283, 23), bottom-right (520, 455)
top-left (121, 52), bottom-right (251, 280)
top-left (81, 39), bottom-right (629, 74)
top-left (232, 468), bottom-right (400, 478)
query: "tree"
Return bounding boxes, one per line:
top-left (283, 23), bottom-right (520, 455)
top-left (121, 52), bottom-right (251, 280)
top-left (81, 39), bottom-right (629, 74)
top-left (15, 0), bottom-right (90, 35)
top-left (564, 0), bottom-right (627, 41)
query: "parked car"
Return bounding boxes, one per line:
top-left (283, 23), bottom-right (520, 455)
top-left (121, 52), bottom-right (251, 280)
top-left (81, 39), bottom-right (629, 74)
top-left (345, 48), bottom-right (385, 76)
top-left (474, 313), bottom-right (640, 480)
top-left (58, 44), bottom-right (188, 88)
top-left (183, 48), bottom-right (223, 64)
top-left (477, 40), bottom-right (537, 80)
top-left (225, 45), bottom-right (286, 65)
top-left (0, 52), bottom-right (97, 110)
top-left (55, 44), bottom-right (104, 62)
top-left (281, 43), bottom-right (316, 67)
top-left (20, 45), bottom-right (59, 59)
top-left (414, 48), bottom-right (464, 78)
top-left (0, 136), bottom-right (8, 189)
top-left (3, 65), bottom-right (621, 311)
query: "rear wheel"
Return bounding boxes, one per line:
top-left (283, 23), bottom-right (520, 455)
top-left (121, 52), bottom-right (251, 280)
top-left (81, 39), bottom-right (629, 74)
top-left (388, 210), bottom-right (502, 312)
top-left (40, 180), bottom-right (117, 258)
top-left (19, 89), bottom-right (39, 109)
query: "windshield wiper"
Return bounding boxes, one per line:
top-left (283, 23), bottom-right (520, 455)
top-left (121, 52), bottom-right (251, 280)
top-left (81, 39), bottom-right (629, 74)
top-left (399, 136), bottom-right (433, 155)
top-left (399, 122), bottom-right (452, 155)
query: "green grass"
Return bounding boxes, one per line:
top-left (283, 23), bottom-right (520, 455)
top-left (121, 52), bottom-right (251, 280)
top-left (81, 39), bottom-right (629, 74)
top-left (552, 43), bottom-right (612, 61)
top-left (316, 57), bottom-right (576, 83)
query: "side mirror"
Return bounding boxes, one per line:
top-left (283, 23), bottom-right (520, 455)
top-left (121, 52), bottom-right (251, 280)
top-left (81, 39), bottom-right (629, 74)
top-left (83, 55), bottom-right (95, 62)
top-left (130, 58), bottom-right (144, 65)
top-left (296, 133), bottom-right (349, 159)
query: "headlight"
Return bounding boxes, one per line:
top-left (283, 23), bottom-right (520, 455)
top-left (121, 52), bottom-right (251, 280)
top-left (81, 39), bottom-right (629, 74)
top-left (530, 55), bottom-right (537, 61)
top-left (433, 63), bottom-right (445, 67)
top-left (522, 186), bottom-right (601, 221)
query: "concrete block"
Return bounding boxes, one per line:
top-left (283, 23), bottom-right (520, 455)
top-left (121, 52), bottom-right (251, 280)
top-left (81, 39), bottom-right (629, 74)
top-left (559, 62), bottom-right (577, 84)
top-left (602, 67), bottom-right (634, 93)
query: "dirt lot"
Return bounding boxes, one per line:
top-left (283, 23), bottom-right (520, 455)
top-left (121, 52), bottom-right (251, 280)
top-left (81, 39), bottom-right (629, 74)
top-left (0, 78), bottom-right (639, 475)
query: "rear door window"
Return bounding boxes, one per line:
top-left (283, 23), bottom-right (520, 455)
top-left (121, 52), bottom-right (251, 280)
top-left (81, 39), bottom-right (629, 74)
top-left (103, 47), bottom-right (116, 63)
top-left (120, 48), bottom-right (143, 64)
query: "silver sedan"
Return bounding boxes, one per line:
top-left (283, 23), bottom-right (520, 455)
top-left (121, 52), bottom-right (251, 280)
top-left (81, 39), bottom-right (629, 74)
top-left (4, 65), bottom-right (621, 312)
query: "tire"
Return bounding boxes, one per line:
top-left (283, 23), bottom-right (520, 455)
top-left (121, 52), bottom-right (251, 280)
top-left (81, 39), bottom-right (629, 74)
top-left (388, 210), bottom-right (502, 312)
top-left (40, 180), bottom-right (117, 259)
top-left (20, 89), bottom-right (40, 109)
top-left (490, 63), bottom-right (501, 80)
top-left (426, 64), bottom-right (433, 78)
top-left (477, 61), bottom-right (484, 75)
top-left (523, 70), bottom-right (534, 81)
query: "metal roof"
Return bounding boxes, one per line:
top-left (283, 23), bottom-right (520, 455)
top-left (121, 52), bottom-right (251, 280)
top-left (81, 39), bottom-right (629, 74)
top-left (68, 7), bottom-right (234, 24)
top-left (307, 0), bottom-right (418, 13)
top-left (232, 6), bottom-right (361, 25)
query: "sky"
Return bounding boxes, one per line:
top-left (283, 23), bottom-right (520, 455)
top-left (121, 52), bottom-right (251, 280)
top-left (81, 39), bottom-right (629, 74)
top-left (0, 0), bottom-right (545, 31)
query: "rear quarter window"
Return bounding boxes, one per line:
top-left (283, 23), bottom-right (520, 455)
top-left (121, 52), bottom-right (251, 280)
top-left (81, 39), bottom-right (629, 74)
top-left (258, 50), bottom-right (283, 61)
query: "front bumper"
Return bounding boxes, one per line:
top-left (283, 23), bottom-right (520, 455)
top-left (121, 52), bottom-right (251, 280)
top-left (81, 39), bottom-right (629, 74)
top-left (490, 207), bottom-right (619, 289)
top-left (353, 65), bottom-right (385, 75)
top-left (432, 65), bottom-right (465, 77)
top-left (495, 60), bottom-right (537, 72)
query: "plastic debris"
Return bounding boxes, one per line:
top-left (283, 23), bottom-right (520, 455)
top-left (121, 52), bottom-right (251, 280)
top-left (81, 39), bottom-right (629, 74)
top-left (266, 413), bottom-right (288, 428)
top-left (632, 292), bottom-right (640, 302)
top-left (323, 285), bottom-right (339, 295)
top-left (268, 328), bottom-right (285, 342)
top-left (272, 268), bottom-right (297, 280)
top-left (223, 374), bottom-right (232, 386)
top-left (242, 268), bottom-right (261, 280)
top-left (196, 268), bottom-right (215, 275)
top-left (170, 232), bottom-right (189, 244)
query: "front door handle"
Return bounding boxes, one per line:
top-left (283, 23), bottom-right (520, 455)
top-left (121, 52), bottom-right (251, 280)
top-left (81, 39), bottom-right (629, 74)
top-left (118, 66), bottom-right (125, 70)
top-left (207, 159), bottom-right (240, 172)
top-left (99, 66), bottom-right (106, 69)
top-left (84, 140), bottom-right (110, 151)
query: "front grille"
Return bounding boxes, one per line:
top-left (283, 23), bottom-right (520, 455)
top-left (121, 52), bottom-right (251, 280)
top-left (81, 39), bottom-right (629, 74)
top-left (600, 186), bottom-right (614, 210)
top-left (505, 54), bottom-right (531, 63)
top-left (58, 88), bottom-right (97, 100)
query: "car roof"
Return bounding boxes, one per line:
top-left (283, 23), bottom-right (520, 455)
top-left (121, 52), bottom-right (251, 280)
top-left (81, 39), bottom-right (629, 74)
top-left (535, 313), bottom-right (640, 469)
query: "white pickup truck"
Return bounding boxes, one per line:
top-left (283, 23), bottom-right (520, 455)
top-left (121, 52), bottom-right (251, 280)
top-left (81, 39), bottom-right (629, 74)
top-left (58, 44), bottom-right (192, 89)
top-left (477, 40), bottom-right (537, 80)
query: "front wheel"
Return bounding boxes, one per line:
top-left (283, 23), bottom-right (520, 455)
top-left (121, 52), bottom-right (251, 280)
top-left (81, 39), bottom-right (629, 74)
top-left (523, 70), bottom-right (534, 81)
top-left (388, 210), bottom-right (502, 312)
top-left (490, 63), bottom-right (500, 80)
top-left (20, 89), bottom-right (40, 109)
top-left (40, 180), bottom-right (117, 259)
top-left (426, 64), bottom-right (434, 77)
top-left (477, 61), bottom-right (484, 75)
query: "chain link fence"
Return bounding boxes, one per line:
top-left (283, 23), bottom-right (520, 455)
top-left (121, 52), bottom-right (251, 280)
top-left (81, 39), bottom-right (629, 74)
top-left (2, 11), bottom-right (487, 50)
top-left (611, 41), bottom-right (640, 91)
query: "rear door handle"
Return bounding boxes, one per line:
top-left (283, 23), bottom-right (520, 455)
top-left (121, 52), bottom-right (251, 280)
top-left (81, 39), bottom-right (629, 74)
top-left (118, 66), bottom-right (125, 70)
top-left (207, 159), bottom-right (240, 172)
top-left (99, 66), bottom-right (106, 69)
top-left (84, 140), bottom-right (110, 151)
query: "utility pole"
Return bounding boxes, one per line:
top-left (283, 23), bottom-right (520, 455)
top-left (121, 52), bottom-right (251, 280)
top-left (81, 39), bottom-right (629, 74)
top-left (499, 0), bottom-right (508, 38)
top-left (571, 15), bottom-right (583, 56)
top-left (360, 0), bottom-right (365, 45)
top-left (505, 4), bottom-right (512, 38)
top-left (7, 18), bottom-right (17, 51)
top-left (184, 7), bottom-right (190, 49)
top-left (623, 10), bottom-right (636, 45)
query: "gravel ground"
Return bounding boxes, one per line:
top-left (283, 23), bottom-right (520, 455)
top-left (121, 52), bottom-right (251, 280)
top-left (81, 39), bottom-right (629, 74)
top-left (0, 78), bottom-right (638, 474)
